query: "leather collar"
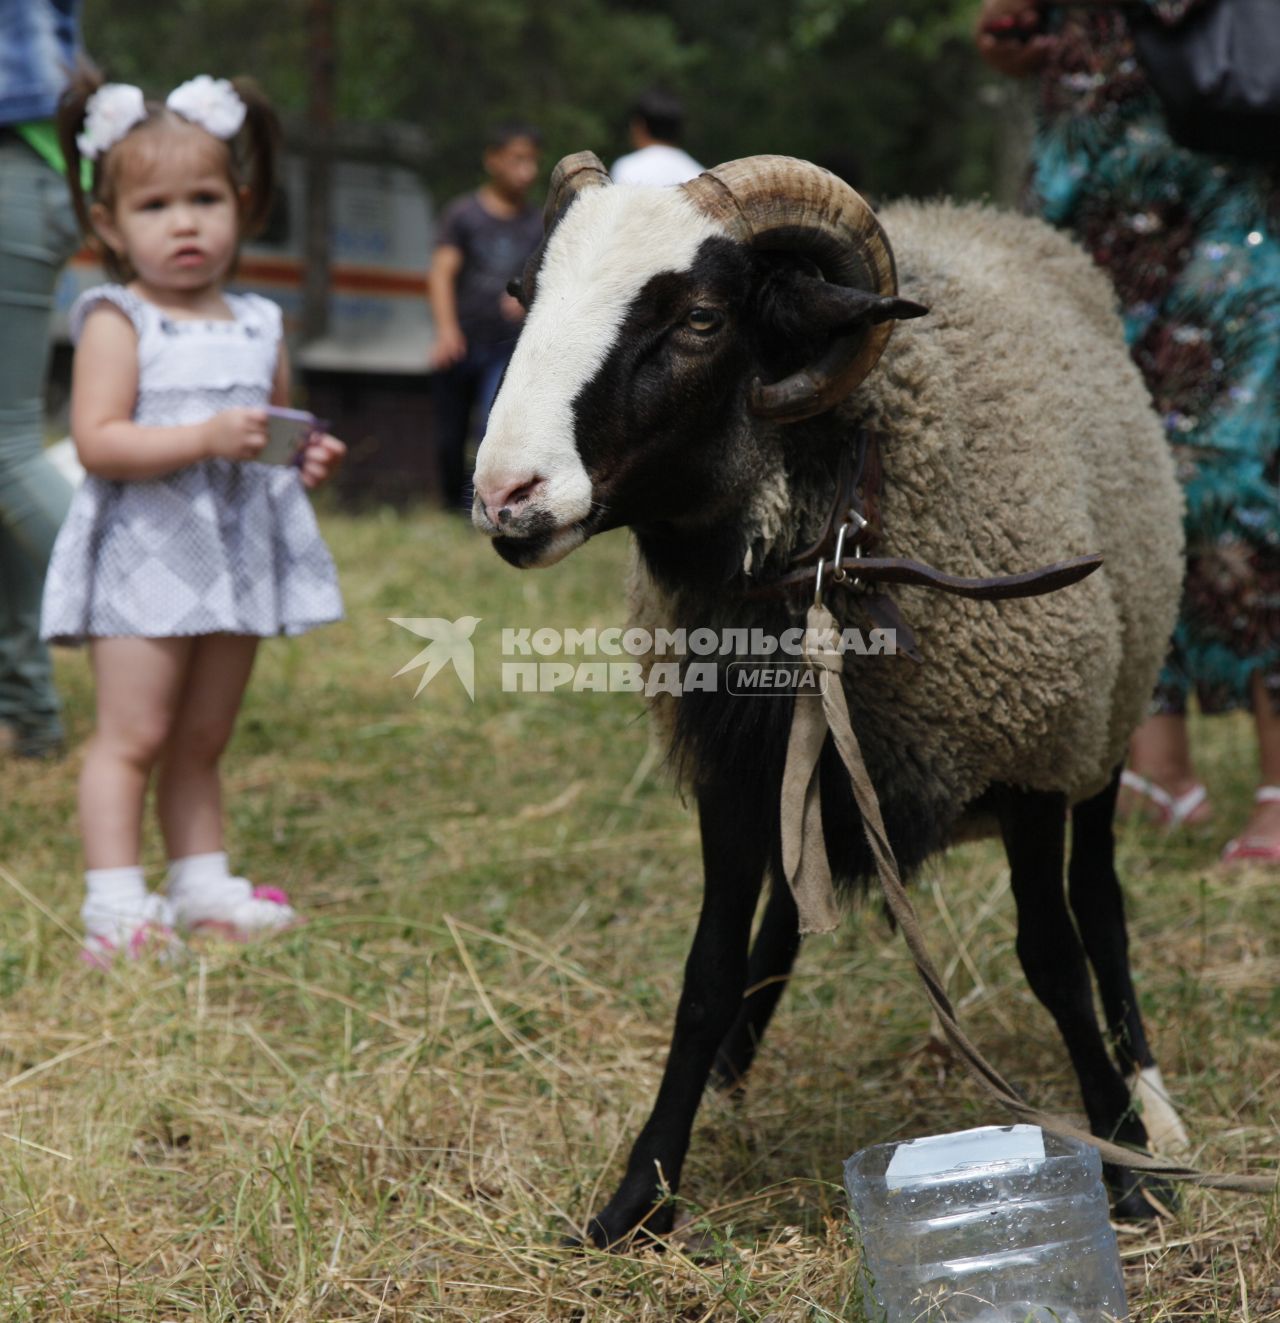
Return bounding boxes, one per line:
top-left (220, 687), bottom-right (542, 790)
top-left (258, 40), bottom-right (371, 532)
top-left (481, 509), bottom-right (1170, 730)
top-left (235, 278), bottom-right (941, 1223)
top-left (746, 427), bottom-right (1103, 661)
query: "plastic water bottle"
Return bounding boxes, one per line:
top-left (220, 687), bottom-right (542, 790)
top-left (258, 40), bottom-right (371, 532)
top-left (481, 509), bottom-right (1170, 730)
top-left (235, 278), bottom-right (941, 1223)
top-left (844, 1125), bottom-right (1129, 1322)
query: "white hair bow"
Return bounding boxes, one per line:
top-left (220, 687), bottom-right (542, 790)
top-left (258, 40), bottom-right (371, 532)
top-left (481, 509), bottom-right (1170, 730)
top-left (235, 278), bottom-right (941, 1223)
top-left (76, 83), bottom-right (146, 161)
top-left (77, 76), bottom-right (247, 162)
top-left (166, 76), bottom-right (247, 140)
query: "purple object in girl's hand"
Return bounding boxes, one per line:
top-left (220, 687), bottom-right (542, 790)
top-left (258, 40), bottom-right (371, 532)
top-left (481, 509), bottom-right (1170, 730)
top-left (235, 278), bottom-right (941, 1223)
top-left (261, 406), bottom-right (327, 466)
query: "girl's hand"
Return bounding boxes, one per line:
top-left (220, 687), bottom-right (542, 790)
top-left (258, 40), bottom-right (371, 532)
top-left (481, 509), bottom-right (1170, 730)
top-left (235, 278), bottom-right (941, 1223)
top-left (204, 407), bottom-right (269, 462)
top-left (298, 432), bottom-right (346, 490)
top-left (975, 0), bottom-right (1054, 76)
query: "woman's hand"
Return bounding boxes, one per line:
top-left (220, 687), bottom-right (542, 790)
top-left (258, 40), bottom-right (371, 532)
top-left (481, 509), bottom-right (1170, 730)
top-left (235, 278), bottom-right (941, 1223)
top-left (975, 0), bottom-right (1054, 76)
top-left (298, 432), bottom-right (347, 490)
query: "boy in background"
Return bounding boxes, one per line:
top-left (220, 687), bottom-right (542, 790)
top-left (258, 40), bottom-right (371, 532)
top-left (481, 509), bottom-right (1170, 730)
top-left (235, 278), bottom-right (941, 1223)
top-left (428, 123), bottom-right (542, 512)
top-left (611, 89), bottom-right (702, 187)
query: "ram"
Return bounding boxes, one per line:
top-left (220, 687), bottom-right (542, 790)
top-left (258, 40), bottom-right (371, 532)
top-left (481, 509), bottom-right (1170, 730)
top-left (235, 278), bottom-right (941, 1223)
top-left (472, 153), bottom-right (1186, 1247)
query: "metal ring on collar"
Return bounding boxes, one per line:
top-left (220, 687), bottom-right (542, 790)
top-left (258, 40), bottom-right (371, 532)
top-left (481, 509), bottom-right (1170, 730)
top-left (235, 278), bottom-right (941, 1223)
top-left (831, 511), bottom-right (867, 585)
top-left (831, 510), bottom-right (868, 588)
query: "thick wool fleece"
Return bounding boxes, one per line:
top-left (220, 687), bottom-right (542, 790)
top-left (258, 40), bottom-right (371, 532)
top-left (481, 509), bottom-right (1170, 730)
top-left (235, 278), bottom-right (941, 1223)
top-left (630, 201), bottom-right (1184, 829)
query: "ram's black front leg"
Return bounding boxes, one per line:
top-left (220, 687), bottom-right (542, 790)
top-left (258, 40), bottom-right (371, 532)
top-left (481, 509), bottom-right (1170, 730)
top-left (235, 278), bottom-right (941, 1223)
top-left (584, 780), bottom-right (769, 1248)
top-left (711, 875), bottom-right (800, 1095)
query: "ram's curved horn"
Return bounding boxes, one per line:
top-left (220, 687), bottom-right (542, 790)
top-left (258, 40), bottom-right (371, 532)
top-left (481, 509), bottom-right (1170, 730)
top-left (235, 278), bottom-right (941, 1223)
top-left (543, 151), bottom-right (611, 231)
top-left (682, 155), bottom-right (906, 423)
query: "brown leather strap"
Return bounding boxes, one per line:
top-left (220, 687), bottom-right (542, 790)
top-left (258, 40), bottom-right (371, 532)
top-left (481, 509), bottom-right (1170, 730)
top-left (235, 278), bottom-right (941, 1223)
top-left (858, 428), bottom-right (884, 550)
top-left (752, 553), bottom-right (1104, 602)
top-left (750, 430), bottom-right (1102, 608)
top-left (861, 591), bottom-right (921, 662)
top-left (789, 436), bottom-right (875, 568)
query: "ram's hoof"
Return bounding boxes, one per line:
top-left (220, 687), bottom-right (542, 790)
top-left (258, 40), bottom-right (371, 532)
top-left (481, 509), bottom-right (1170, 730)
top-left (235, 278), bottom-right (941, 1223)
top-left (1106, 1164), bottom-right (1179, 1221)
top-left (709, 1059), bottom-right (750, 1098)
top-left (565, 1200), bottom-right (675, 1251)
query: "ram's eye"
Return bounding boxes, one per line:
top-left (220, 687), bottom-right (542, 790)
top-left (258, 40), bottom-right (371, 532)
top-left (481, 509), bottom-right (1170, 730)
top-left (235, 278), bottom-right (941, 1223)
top-left (685, 307), bottom-right (722, 334)
top-left (506, 278), bottom-right (525, 302)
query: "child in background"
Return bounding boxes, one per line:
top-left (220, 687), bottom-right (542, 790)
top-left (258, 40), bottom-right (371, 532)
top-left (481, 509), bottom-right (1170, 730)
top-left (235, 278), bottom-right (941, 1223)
top-left (428, 123), bottom-right (542, 512)
top-left (42, 72), bottom-right (345, 963)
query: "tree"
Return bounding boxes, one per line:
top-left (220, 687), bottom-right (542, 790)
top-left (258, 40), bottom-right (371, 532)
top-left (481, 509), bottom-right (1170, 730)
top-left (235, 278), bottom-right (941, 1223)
top-left (82, 0), bottom-right (1015, 207)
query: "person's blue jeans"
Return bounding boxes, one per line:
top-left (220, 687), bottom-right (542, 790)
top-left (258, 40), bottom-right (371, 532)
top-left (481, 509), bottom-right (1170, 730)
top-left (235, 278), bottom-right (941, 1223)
top-left (0, 136), bottom-right (78, 750)
top-left (431, 339), bottom-right (515, 511)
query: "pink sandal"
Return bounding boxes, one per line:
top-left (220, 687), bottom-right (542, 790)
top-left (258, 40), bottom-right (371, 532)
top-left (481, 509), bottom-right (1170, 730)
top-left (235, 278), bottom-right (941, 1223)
top-left (1119, 769), bottom-right (1211, 829)
top-left (80, 920), bottom-right (181, 969)
top-left (1220, 786), bottom-right (1280, 866)
top-left (182, 884), bottom-right (300, 942)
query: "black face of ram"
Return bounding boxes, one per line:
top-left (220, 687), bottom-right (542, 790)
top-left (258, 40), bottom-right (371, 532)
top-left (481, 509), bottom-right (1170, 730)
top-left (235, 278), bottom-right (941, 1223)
top-left (471, 187), bottom-right (858, 570)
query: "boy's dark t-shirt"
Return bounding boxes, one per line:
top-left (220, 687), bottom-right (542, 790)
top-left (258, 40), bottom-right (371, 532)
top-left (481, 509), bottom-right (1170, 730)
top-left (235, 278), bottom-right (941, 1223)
top-left (436, 193), bottom-right (543, 349)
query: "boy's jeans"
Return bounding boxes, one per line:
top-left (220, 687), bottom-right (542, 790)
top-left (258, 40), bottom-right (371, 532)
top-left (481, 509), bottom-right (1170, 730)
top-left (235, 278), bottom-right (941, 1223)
top-left (0, 136), bottom-right (78, 750)
top-left (431, 340), bottom-right (516, 512)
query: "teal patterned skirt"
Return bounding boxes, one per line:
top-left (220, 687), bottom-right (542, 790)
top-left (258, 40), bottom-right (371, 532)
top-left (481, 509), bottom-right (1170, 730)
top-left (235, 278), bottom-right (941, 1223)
top-left (1028, 3), bottom-right (1280, 715)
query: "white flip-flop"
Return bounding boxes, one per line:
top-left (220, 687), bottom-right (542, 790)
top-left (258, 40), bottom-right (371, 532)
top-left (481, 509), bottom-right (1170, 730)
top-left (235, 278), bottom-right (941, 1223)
top-left (1119, 769), bottom-right (1211, 829)
top-left (1221, 785), bottom-right (1280, 865)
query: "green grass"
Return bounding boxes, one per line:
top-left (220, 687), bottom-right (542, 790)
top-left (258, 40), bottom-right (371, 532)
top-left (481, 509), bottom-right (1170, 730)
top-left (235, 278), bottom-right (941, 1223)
top-left (0, 507), bottom-right (1276, 1320)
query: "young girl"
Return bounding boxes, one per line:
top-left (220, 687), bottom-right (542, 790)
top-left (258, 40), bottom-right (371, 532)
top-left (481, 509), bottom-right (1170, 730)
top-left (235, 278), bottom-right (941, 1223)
top-left (41, 72), bottom-right (346, 963)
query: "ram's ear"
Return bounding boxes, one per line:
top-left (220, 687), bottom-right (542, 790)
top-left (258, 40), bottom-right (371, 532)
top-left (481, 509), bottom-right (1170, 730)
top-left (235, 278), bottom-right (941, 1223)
top-left (797, 276), bottom-right (929, 332)
top-left (756, 270), bottom-right (930, 419)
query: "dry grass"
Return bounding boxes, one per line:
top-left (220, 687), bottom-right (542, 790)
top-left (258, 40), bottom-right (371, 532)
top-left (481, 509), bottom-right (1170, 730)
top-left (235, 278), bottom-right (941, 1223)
top-left (0, 507), bottom-right (1276, 1320)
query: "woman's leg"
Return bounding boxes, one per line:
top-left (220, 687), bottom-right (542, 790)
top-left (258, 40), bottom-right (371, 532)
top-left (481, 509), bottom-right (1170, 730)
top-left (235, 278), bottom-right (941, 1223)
top-left (1120, 713), bottom-right (1214, 826)
top-left (0, 141), bottom-right (79, 748)
top-left (80, 637), bottom-right (192, 868)
top-left (0, 520), bottom-right (63, 754)
top-left (155, 633), bottom-right (259, 859)
top-left (1225, 669), bottom-right (1280, 847)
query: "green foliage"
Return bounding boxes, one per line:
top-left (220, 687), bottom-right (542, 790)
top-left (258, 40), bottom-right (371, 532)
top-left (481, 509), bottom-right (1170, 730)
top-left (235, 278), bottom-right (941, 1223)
top-left (83, 0), bottom-right (1004, 207)
top-left (83, 0), bottom-right (310, 109)
top-left (650, 0), bottom-right (998, 199)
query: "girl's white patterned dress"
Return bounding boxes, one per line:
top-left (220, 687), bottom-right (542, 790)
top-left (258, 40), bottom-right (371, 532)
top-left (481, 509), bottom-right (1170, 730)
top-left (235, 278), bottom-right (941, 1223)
top-left (41, 285), bottom-right (343, 645)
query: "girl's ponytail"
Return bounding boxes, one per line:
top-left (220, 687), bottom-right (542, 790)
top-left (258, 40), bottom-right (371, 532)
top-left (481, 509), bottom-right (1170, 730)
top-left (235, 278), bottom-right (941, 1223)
top-left (230, 77), bottom-right (282, 239)
top-left (56, 64), bottom-right (106, 241)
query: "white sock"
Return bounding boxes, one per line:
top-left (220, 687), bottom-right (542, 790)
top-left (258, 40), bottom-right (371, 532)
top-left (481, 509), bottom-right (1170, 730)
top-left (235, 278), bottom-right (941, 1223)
top-left (167, 851), bottom-right (246, 918)
top-left (85, 864), bottom-right (147, 911)
top-left (81, 865), bottom-right (174, 942)
top-left (166, 852), bottom-right (295, 935)
top-left (166, 851), bottom-right (230, 890)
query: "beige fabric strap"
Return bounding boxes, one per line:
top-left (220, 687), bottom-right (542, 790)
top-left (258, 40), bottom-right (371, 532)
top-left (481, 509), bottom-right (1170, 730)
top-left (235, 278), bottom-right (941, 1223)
top-left (781, 603), bottom-right (1275, 1195)
top-left (780, 644), bottom-right (842, 934)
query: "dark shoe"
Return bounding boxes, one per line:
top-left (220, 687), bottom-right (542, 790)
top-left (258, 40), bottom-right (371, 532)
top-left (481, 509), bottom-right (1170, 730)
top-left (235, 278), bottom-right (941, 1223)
top-left (0, 722), bottom-right (65, 761)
